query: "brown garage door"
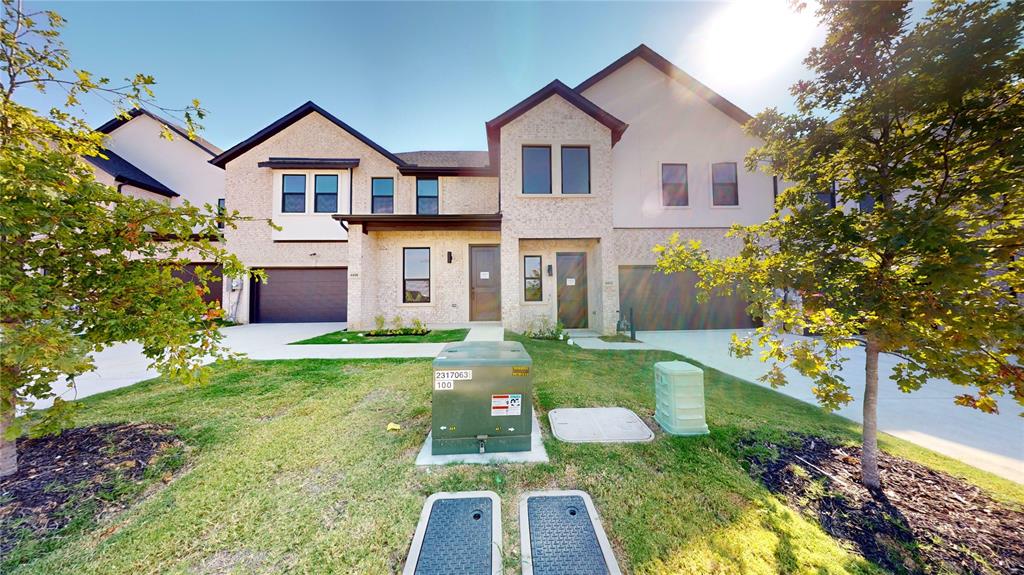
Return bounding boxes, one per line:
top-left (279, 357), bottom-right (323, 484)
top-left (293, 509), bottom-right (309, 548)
top-left (252, 268), bottom-right (347, 323)
top-left (618, 266), bottom-right (757, 330)
top-left (173, 263), bottom-right (223, 306)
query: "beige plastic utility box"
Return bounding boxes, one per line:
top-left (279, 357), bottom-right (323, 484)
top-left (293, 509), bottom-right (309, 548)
top-left (654, 361), bottom-right (710, 436)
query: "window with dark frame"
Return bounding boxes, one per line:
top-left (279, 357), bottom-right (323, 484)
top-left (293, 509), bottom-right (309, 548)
top-left (711, 162), bottom-right (739, 206)
top-left (815, 181), bottom-right (837, 208)
top-left (522, 145), bottom-right (552, 194)
top-left (416, 177), bottom-right (439, 214)
top-left (216, 198), bottom-right (225, 229)
top-left (314, 174), bottom-right (339, 213)
top-left (524, 256), bottom-right (542, 302)
top-left (403, 247), bottom-right (430, 303)
top-left (371, 177), bottom-right (394, 214)
top-left (281, 174), bottom-right (306, 213)
top-left (561, 146), bottom-right (590, 194)
top-left (661, 163), bottom-right (688, 206)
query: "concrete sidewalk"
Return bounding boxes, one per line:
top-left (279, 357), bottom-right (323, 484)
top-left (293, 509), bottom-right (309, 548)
top-left (636, 329), bottom-right (1024, 483)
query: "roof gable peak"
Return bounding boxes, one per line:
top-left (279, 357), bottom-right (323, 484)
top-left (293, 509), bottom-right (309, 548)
top-left (574, 44), bottom-right (753, 125)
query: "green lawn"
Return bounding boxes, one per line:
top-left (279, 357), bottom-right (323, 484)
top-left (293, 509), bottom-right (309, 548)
top-left (290, 328), bottom-right (469, 345)
top-left (10, 333), bottom-right (1021, 574)
top-left (599, 333), bottom-right (640, 343)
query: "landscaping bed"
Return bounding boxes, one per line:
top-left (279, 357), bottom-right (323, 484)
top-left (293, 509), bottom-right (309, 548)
top-left (743, 434), bottom-right (1024, 574)
top-left (290, 328), bottom-right (468, 345)
top-left (0, 423), bottom-right (184, 569)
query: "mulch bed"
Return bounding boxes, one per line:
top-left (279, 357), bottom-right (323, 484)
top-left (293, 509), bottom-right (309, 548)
top-left (743, 434), bottom-right (1024, 574)
top-left (0, 422), bottom-right (182, 558)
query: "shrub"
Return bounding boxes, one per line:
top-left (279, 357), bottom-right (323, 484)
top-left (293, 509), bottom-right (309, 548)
top-left (391, 315), bottom-right (405, 331)
top-left (374, 315), bottom-right (386, 331)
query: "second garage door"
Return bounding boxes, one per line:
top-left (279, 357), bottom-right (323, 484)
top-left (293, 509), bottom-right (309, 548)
top-left (618, 266), bottom-right (757, 331)
top-left (253, 268), bottom-right (347, 323)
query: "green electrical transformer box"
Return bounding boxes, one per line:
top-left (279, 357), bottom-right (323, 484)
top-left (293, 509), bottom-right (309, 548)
top-left (431, 341), bottom-right (533, 455)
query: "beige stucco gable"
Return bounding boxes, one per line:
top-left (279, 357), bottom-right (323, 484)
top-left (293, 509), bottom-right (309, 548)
top-left (580, 56), bottom-right (776, 229)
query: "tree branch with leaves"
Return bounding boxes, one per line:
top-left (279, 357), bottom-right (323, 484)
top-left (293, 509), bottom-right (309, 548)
top-left (0, 0), bottom-right (260, 478)
top-left (655, 0), bottom-right (1023, 489)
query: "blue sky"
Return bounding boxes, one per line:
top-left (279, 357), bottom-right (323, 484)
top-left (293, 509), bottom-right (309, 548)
top-left (22, 1), bottom-right (831, 153)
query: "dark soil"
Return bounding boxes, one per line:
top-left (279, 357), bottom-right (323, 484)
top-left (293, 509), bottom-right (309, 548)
top-left (0, 422), bottom-right (183, 560)
top-left (743, 434), bottom-right (1024, 574)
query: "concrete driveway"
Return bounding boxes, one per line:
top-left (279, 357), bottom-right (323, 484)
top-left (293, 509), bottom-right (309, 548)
top-left (637, 329), bottom-right (1024, 483)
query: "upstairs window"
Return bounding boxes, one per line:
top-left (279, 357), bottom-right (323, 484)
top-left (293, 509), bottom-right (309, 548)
top-left (416, 177), bottom-right (439, 214)
top-left (217, 198), bottom-right (225, 229)
top-left (711, 162), bottom-right (739, 206)
top-left (815, 181), bottom-right (837, 208)
top-left (561, 146), bottom-right (590, 194)
top-left (661, 163), bottom-right (688, 206)
top-left (859, 194), bottom-right (876, 212)
top-left (522, 146), bottom-right (552, 194)
top-left (524, 256), bottom-right (542, 302)
top-left (314, 175), bottom-right (339, 213)
top-left (372, 177), bottom-right (394, 214)
top-left (281, 174), bottom-right (306, 213)
top-left (403, 247), bottom-right (430, 303)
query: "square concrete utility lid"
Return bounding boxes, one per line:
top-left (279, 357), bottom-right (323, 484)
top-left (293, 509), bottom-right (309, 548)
top-left (548, 407), bottom-right (654, 443)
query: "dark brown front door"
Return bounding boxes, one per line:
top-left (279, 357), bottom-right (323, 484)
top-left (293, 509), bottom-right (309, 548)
top-left (557, 252), bottom-right (588, 328)
top-left (470, 246), bottom-right (501, 321)
top-left (252, 268), bottom-right (347, 323)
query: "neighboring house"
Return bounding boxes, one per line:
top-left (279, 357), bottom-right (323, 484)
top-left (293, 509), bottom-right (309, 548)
top-left (84, 109), bottom-right (227, 306)
top-left (209, 44), bottom-right (774, 333)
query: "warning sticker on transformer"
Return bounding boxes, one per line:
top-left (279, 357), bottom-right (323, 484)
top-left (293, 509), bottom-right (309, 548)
top-left (491, 394), bottom-right (523, 417)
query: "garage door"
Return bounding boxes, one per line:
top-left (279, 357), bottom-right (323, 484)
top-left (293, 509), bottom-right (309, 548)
top-left (173, 263), bottom-right (223, 306)
top-left (252, 268), bottom-right (347, 323)
top-left (618, 266), bottom-right (756, 330)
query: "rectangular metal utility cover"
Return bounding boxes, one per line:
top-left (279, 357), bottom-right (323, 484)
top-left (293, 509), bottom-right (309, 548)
top-left (548, 407), bottom-right (654, 443)
top-left (432, 341), bottom-right (533, 455)
top-left (519, 490), bottom-right (621, 575)
top-left (404, 491), bottom-right (502, 575)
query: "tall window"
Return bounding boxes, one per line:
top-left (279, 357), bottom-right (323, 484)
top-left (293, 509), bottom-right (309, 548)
top-left (711, 162), bottom-right (739, 206)
top-left (314, 175), bottom-right (339, 213)
top-left (403, 248), bottom-right (430, 303)
top-left (372, 177), bottom-right (394, 214)
top-left (524, 256), bottom-right (542, 302)
top-left (416, 177), bottom-right (439, 214)
top-left (522, 146), bottom-right (552, 194)
top-left (216, 198), bottom-right (225, 229)
top-left (561, 146), bottom-right (590, 194)
top-left (661, 163), bottom-right (688, 206)
top-left (282, 174), bottom-right (306, 213)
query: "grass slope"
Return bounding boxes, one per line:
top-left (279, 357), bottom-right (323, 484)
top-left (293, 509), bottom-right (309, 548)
top-left (10, 333), bottom-right (1021, 574)
top-left (290, 328), bottom-right (469, 345)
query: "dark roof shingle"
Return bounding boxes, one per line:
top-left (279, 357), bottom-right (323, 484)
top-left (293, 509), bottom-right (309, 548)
top-left (83, 148), bottom-right (178, 198)
top-left (395, 151), bottom-right (490, 168)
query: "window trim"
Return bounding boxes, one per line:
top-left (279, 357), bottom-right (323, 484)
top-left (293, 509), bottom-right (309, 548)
top-left (660, 162), bottom-right (689, 207)
top-left (560, 146), bottom-right (591, 195)
top-left (710, 162), bottom-right (740, 208)
top-left (521, 145), bottom-right (552, 195)
top-left (371, 177), bottom-right (395, 214)
top-left (216, 198), bottom-right (226, 229)
top-left (313, 174), bottom-right (339, 214)
top-left (523, 255), bottom-right (543, 302)
top-left (281, 173), bottom-right (307, 213)
top-left (402, 247), bottom-right (431, 304)
top-left (416, 176), bottom-right (439, 215)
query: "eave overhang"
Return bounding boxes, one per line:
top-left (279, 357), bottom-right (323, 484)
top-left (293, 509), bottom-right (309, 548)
top-left (397, 165), bottom-right (497, 177)
top-left (257, 157), bottom-right (361, 169)
top-left (333, 213), bottom-right (502, 234)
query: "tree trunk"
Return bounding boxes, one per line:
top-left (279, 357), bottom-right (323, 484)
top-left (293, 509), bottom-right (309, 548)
top-left (862, 335), bottom-right (881, 489)
top-left (0, 406), bottom-right (16, 478)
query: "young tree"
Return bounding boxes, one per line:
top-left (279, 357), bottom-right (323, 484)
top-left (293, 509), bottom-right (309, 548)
top-left (0, 0), bottom-right (257, 477)
top-left (655, 0), bottom-right (1023, 488)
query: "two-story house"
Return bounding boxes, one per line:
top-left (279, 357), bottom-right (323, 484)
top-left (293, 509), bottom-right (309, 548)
top-left (85, 108), bottom-right (227, 306)
top-left (209, 44), bottom-right (773, 333)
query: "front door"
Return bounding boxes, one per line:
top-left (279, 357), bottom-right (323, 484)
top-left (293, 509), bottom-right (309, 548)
top-left (470, 245), bottom-right (501, 321)
top-left (557, 252), bottom-right (588, 328)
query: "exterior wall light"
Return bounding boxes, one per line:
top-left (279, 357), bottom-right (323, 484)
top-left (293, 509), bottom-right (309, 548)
top-left (447, 251), bottom-right (453, 264)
